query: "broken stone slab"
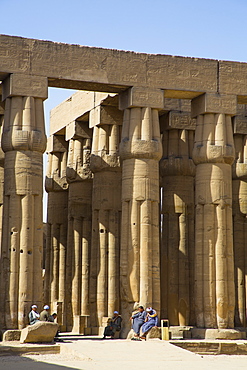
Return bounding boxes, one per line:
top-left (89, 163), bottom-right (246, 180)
top-left (20, 321), bottom-right (59, 343)
top-left (2, 330), bottom-right (21, 342)
top-left (146, 326), bottom-right (161, 340)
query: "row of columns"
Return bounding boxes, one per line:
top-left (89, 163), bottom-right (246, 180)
top-left (0, 73), bottom-right (247, 333)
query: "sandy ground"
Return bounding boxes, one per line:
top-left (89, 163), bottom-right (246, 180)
top-left (1, 336), bottom-right (247, 370)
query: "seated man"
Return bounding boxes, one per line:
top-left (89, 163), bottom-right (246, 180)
top-left (48, 313), bottom-right (57, 322)
top-left (140, 307), bottom-right (158, 340)
top-left (130, 306), bottom-right (146, 340)
top-left (40, 305), bottom-right (50, 321)
top-left (28, 305), bottom-right (40, 325)
top-left (103, 311), bottom-right (122, 339)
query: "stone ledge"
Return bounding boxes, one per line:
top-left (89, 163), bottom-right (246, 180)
top-left (0, 342), bottom-right (60, 356)
top-left (171, 340), bottom-right (247, 355)
top-left (191, 328), bottom-right (245, 340)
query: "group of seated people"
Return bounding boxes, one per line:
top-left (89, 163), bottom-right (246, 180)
top-left (131, 306), bottom-right (158, 340)
top-left (103, 306), bottom-right (158, 340)
top-left (29, 304), bottom-right (57, 325)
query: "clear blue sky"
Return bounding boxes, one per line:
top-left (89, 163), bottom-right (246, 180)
top-left (1, 0), bottom-right (246, 219)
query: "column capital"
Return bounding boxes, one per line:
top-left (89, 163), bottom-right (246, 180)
top-left (119, 87), bottom-right (164, 110)
top-left (2, 73), bottom-right (48, 100)
top-left (191, 93), bottom-right (237, 118)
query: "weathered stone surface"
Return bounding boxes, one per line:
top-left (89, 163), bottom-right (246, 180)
top-left (119, 87), bottom-right (164, 110)
top-left (2, 330), bottom-right (21, 342)
top-left (66, 121), bottom-right (92, 140)
top-left (160, 111), bottom-right (196, 130)
top-left (146, 327), bottom-right (161, 340)
top-left (233, 115), bottom-right (247, 134)
top-left (0, 35), bottom-right (218, 97)
top-left (219, 61), bottom-right (247, 100)
top-left (191, 93), bottom-right (237, 117)
top-left (205, 329), bottom-right (244, 340)
top-left (2, 73), bottom-right (48, 100)
top-left (20, 322), bottom-right (58, 343)
top-left (89, 105), bottom-right (123, 128)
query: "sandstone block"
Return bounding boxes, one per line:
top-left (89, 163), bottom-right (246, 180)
top-left (219, 61), bottom-right (247, 100)
top-left (2, 73), bottom-right (48, 100)
top-left (2, 330), bottom-right (21, 341)
top-left (205, 329), bottom-right (243, 340)
top-left (72, 315), bottom-right (88, 334)
top-left (89, 105), bottom-right (123, 128)
top-left (20, 322), bottom-right (58, 343)
top-left (160, 111), bottom-right (196, 130)
top-left (46, 135), bottom-right (68, 153)
top-left (191, 93), bottom-right (237, 117)
top-left (233, 115), bottom-right (247, 134)
top-left (146, 327), bottom-right (161, 340)
top-left (119, 87), bottom-right (164, 110)
top-left (127, 329), bottom-right (135, 340)
top-left (65, 121), bottom-right (92, 140)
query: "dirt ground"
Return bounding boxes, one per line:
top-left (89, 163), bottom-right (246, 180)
top-left (1, 336), bottom-right (247, 370)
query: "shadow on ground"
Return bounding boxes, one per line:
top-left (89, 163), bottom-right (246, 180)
top-left (1, 354), bottom-right (82, 370)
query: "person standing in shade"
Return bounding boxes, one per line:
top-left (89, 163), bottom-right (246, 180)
top-left (103, 311), bottom-right (122, 339)
top-left (140, 307), bottom-right (158, 340)
top-left (28, 305), bottom-right (40, 325)
top-left (40, 305), bottom-right (50, 321)
top-left (130, 306), bottom-right (146, 340)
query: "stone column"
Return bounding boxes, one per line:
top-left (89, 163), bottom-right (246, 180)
top-left (0, 100), bottom-right (5, 253)
top-left (232, 110), bottom-right (247, 327)
top-left (160, 110), bottom-right (195, 326)
top-left (0, 74), bottom-right (47, 329)
top-left (45, 135), bottom-right (68, 330)
top-left (192, 93), bottom-right (236, 329)
top-left (65, 122), bottom-right (92, 331)
top-left (89, 104), bottom-right (122, 328)
top-left (119, 87), bottom-right (163, 335)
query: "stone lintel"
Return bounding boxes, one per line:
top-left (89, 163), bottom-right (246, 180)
top-left (191, 93), bottom-right (237, 118)
top-left (160, 111), bottom-right (196, 131)
top-left (89, 105), bottom-right (123, 128)
top-left (233, 115), bottom-right (247, 135)
top-left (66, 121), bottom-right (92, 140)
top-left (119, 87), bottom-right (164, 110)
top-left (2, 73), bottom-right (48, 100)
top-left (46, 135), bottom-right (68, 153)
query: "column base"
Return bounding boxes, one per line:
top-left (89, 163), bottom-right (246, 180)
top-left (191, 328), bottom-right (246, 340)
top-left (71, 315), bottom-right (89, 334)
